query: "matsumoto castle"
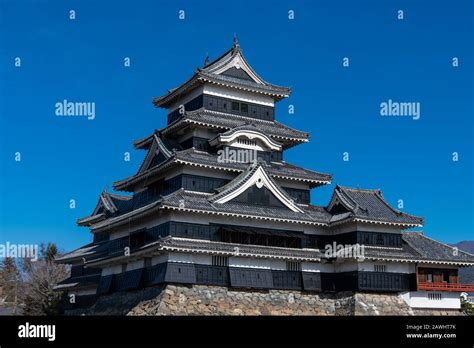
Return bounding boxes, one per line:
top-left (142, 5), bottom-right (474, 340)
top-left (56, 38), bottom-right (474, 313)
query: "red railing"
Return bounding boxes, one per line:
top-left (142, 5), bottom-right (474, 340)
top-left (418, 282), bottom-right (474, 292)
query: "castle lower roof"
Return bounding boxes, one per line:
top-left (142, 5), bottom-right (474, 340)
top-left (132, 109), bottom-right (309, 149)
top-left (113, 147), bottom-right (332, 191)
top-left (328, 185), bottom-right (423, 227)
top-left (152, 40), bottom-right (291, 108)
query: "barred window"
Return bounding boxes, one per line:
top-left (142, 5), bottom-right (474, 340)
top-left (212, 256), bottom-right (229, 267)
top-left (374, 264), bottom-right (386, 272)
top-left (286, 261), bottom-right (301, 271)
top-left (237, 138), bottom-right (257, 147)
top-left (428, 293), bottom-right (442, 301)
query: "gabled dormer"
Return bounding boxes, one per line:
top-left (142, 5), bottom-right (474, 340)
top-left (327, 185), bottom-right (423, 228)
top-left (136, 133), bottom-right (174, 175)
top-left (77, 188), bottom-right (132, 227)
top-left (209, 162), bottom-right (303, 213)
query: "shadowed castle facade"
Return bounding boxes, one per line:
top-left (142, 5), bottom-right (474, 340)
top-left (56, 39), bottom-right (474, 312)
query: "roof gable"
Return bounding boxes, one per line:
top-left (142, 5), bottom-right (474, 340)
top-left (202, 37), bottom-right (266, 85)
top-left (137, 134), bottom-right (173, 174)
top-left (221, 67), bottom-right (254, 81)
top-left (327, 185), bottom-right (423, 227)
top-left (210, 162), bottom-right (303, 213)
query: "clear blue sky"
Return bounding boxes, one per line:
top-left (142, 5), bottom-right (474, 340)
top-left (0, 0), bottom-right (472, 251)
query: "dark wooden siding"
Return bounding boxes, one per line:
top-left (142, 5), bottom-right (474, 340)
top-left (96, 275), bottom-right (113, 295)
top-left (302, 272), bottom-right (322, 291)
top-left (167, 94), bottom-right (275, 123)
top-left (322, 271), bottom-right (414, 292)
top-left (142, 263), bottom-right (167, 286)
top-left (272, 270), bottom-right (302, 290)
top-left (229, 268), bottom-right (273, 289)
top-left (180, 136), bottom-right (210, 151)
top-left (113, 269), bottom-right (143, 292)
top-left (283, 187), bottom-right (310, 204)
top-left (195, 265), bottom-right (229, 286)
top-left (321, 231), bottom-right (403, 248)
top-left (165, 263), bottom-right (197, 284)
top-left (358, 271), bottom-right (412, 292)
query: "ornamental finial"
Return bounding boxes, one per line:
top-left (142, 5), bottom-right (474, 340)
top-left (233, 34), bottom-right (239, 48)
top-left (204, 54), bottom-right (209, 67)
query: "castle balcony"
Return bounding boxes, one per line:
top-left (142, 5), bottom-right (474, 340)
top-left (417, 266), bottom-right (474, 292)
top-left (417, 281), bottom-right (474, 292)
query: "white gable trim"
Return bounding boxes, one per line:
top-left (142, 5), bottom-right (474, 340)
top-left (213, 53), bottom-right (265, 85)
top-left (213, 166), bottom-right (303, 213)
top-left (138, 135), bottom-right (173, 175)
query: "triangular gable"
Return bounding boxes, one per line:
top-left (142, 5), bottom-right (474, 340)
top-left (208, 51), bottom-right (265, 85)
top-left (221, 66), bottom-right (254, 81)
top-left (137, 134), bottom-right (173, 174)
top-left (327, 186), bottom-right (358, 214)
top-left (202, 41), bottom-right (266, 85)
top-left (92, 189), bottom-right (118, 216)
top-left (211, 163), bottom-right (303, 213)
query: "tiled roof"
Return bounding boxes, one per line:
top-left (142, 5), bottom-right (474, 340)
top-left (113, 147), bottom-right (332, 191)
top-left (153, 42), bottom-right (291, 108)
top-left (54, 274), bottom-right (101, 290)
top-left (328, 185), bottom-right (423, 227)
top-left (359, 233), bottom-right (474, 265)
top-left (401, 232), bottom-right (474, 263)
top-left (77, 189), bottom-right (133, 226)
top-left (160, 189), bottom-right (331, 225)
top-left (159, 237), bottom-right (324, 261)
top-left (55, 242), bottom-right (108, 263)
top-left (161, 109), bottom-right (309, 144)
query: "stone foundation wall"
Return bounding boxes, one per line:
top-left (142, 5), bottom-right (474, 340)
top-left (65, 284), bottom-right (464, 316)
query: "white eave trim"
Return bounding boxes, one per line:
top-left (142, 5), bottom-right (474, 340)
top-left (213, 129), bottom-right (282, 151)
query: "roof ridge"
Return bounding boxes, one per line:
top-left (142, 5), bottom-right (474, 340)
top-left (108, 192), bottom-right (132, 200)
top-left (412, 232), bottom-right (474, 258)
top-left (372, 189), bottom-right (424, 223)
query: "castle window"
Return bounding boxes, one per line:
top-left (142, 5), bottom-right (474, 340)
top-left (212, 256), bottom-right (229, 267)
top-left (241, 103), bottom-right (248, 113)
top-left (428, 293), bottom-right (442, 301)
top-left (237, 138), bottom-right (257, 147)
top-left (374, 264), bottom-right (386, 272)
top-left (232, 102), bottom-right (240, 111)
top-left (286, 261), bottom-right (301, 271)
